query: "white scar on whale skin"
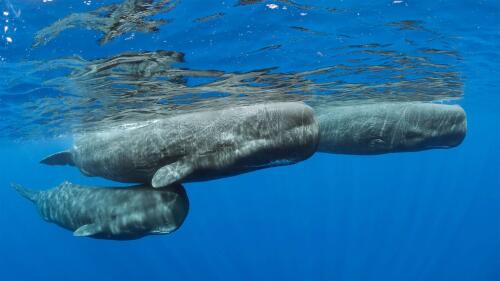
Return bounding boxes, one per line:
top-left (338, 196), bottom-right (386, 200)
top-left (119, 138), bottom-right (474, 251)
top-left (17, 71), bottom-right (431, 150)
top-left (40, 102), bottom-right (319, 188)
top-left (12, 181), bottom-right (189, 240)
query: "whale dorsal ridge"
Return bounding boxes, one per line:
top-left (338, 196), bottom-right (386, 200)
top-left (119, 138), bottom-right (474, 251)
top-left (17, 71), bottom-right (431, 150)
top-left (151, 159), bottom-right (194, 188)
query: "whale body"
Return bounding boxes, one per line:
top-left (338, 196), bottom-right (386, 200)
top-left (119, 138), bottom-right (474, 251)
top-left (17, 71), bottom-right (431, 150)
top-left (41, 102), bottom-right (319, 188)
top-left (13, 181), bottom-right (189, 240)
top-left (316, 102), bottom-right (467, 154)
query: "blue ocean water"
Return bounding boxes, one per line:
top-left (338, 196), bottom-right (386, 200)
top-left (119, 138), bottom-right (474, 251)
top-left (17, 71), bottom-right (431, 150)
top-left (0, 0), bottom-right (499, 280)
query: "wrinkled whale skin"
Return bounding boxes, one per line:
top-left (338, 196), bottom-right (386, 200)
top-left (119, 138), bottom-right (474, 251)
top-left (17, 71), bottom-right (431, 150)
top-left (13, 182), bottom-right (189, 240)
top-left (42, 102), bottom-right (319, 187)
top-left (316, 102), bottom-right (467, 154)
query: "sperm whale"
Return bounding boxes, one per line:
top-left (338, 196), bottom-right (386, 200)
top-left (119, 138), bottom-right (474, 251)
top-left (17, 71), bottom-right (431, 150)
top-left (40, 102), bottom-right (319, 188)
top-left (13, 181), bottom-right (189, 240)
top-left (316, 102), bottom-right (467, 154)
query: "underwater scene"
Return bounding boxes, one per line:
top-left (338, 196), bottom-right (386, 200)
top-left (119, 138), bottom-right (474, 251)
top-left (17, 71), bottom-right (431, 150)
top-left (0, 0), bottom-right (499, 280)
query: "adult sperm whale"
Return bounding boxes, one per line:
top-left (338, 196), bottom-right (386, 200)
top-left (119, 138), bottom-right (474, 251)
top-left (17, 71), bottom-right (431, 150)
top-left (41, 102), bottom-right (319, 188)
top-left (316, 102), bottom-right (466, 154)
top-left (12, 181), bottom-right (189, 240)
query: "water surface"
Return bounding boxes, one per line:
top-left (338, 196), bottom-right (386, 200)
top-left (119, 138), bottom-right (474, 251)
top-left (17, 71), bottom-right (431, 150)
top-left (0, 0), bottom-right (498, 280)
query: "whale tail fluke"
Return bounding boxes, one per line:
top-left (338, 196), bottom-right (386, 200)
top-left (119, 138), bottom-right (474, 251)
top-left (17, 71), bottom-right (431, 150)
top-left (40, 151), bottom-right (74, 166)
top-left (11, 183), bottom-right (39, 203)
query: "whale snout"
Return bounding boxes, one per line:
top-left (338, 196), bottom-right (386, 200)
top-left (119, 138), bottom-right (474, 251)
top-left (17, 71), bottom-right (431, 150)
top-left (406, 103), bottom-right (467, 150)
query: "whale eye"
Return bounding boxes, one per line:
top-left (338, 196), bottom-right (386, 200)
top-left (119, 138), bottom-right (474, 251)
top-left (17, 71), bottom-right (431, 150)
top-left (370, 138), bottom-right (385, 147)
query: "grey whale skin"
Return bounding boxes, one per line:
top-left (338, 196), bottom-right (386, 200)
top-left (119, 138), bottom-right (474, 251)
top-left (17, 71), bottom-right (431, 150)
top-left (41, 102), bottom-right (319, 188)
top-left (316, 102), bottom-right (467, 154)
top-left (13, 182), bottom-right (189, 240)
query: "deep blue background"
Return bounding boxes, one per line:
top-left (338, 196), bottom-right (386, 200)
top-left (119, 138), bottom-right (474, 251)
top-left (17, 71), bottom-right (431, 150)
top-left (0, 0), bottom-right (499, 280)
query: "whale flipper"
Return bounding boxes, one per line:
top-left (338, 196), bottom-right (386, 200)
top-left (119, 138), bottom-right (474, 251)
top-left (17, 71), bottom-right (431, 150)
top-left (151, 160), bottom-right (194, 188)
top-left (74, 223), bottom-right (104, 237)
top-left (40, 151), bottom-right (74, 166)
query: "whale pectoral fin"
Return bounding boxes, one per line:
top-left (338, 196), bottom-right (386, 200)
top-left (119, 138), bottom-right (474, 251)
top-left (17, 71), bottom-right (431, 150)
top-left (73, 223), bottom-right (104, 237)
top-left (151, 160), bottom-right (193, 188)
top-left (40, 151), bottom-right (74, 166)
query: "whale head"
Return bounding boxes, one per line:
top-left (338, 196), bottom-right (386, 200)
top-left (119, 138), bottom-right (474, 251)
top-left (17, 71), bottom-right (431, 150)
top-left (73, 184), bottom-right (189, 240)
top-left (317, 102), bottom-right (467, 154)
top-left (388, 103), bottom-right (467, 151)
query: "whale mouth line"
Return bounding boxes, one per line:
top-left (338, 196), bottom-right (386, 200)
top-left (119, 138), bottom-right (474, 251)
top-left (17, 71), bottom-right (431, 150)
top-left (425, 145), bottom-right (455, 149)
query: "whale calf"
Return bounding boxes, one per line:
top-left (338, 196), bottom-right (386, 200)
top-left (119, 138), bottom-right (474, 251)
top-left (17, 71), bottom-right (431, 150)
top-left (13, 181), bottom-right (189, 240)
top-left (41, 102), bottom-right (319, 188)
top-left (316, 102), bottom-right (466, 154)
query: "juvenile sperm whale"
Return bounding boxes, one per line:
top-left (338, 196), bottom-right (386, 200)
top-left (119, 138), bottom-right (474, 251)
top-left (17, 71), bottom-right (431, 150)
top-left (41, 102), bottom-right (319, 188)
top-left (13, 181), bottom-right (189, 240)
top-left (316, 102), bottom-right (466, 154)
